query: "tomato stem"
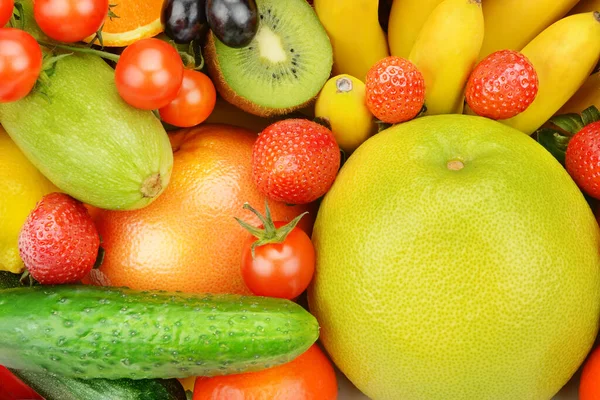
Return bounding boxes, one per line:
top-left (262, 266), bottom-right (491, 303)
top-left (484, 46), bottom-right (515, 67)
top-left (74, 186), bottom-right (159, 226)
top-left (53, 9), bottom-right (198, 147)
top-left (37, 41), bottom-right (121, 63)
top-left (235, 201), bottom-right (308, 258)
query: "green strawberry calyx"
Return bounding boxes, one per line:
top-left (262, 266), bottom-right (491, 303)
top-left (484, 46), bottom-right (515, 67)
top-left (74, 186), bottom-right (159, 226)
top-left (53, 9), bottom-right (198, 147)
top-left (535, 105), bottom-right (600, 165)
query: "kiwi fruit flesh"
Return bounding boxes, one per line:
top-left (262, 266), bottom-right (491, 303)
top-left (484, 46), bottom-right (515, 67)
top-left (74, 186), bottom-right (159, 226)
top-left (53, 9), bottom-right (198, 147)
top-left (205, 0), bottom-right (333, 117)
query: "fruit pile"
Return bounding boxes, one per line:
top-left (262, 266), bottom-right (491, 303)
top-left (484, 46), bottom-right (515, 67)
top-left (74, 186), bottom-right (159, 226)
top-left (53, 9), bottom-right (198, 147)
top-left (0, 0), bottom-right (600, 399)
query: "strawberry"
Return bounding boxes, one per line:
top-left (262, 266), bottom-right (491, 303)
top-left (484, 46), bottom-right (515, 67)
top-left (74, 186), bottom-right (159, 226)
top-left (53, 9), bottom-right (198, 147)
top-left (566, 120), bottom-right (600, 199)
top-left (18, 192), bottom-right (100, 284)
top-left (252, 119), bottom-right (341, 205)
top-left (364, 56), bottom-right (425, 124)
top-left (465, 50), bottom-right (538, 120)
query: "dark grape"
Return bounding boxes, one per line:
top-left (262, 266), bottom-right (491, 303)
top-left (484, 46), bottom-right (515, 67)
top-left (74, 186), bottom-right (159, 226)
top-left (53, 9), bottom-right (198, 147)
top-left (206, 0), bottom-right (258, 48)
top-left (162, 0), bottom-right (208, 44)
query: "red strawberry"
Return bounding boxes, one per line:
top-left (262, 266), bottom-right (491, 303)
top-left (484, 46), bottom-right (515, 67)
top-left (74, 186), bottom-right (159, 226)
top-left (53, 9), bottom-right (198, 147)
top-left (18, 192), bottom-right (100, 284)
top-left (365, 56), bottom-right (425, 124)
top-left (465, 50), bottom-right (538, 120)
top-left (252, 119), bottom-right (340, 205)
top-left (565, 120), bottom-right (600, 199)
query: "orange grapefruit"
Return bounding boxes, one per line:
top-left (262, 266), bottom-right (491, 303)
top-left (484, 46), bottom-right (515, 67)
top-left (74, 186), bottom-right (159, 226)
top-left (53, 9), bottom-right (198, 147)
top-left (86, 124), bottom-right (314, 294)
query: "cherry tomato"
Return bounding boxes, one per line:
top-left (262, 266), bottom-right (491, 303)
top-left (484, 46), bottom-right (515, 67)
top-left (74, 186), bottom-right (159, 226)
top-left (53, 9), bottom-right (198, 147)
top-left (241, 221), bottom-right (315, 300)
top-left (0, 0), bottom-right (14, 27)
top-left (0, 28), bottom-right (42, 103)
top-left (159, 69), bottom-right (216, 128)
top-left (580, 345), bottom-right (600, 400)
top-left (0, 366), bottom-right (43, 400)
top-left (115, 38), bottom-right (184, 110)
top-left (34, 0), bottom-right (108, 43)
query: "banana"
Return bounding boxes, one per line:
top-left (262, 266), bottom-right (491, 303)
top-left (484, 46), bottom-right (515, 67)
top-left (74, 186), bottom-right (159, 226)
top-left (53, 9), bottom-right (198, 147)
top-left (478, 0), bottom-right (579, 61)
top-left (408, 0), bottom-right (484, 116)
top-left (556, 72), bottom-right (600, 115)
top-left (387, 0), bottom-right (444, 59)
top-left (501, 12), bottom-right (600, 135)
top-left (314, 0), bottom-right (389, 81)
top-left (568, 0), bottom-right (600, 15)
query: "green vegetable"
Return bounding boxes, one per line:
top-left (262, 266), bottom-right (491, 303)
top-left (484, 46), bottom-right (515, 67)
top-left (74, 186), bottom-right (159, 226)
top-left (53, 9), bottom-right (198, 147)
top-left (9, 369), bottom-right (187, 400)
top-left (0, 0), bottom-right (173, 211)
top-left (0, 285), bottom-right (319, 380)
top-left (10, 369), bottom-right (186, 400)
top-left (0, 272), bottom-right (187, 400)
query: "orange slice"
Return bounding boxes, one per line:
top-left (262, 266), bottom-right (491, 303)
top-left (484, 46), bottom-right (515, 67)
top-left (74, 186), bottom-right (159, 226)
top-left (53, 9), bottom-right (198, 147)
top-left (85, 0), bottom-right (164, 47)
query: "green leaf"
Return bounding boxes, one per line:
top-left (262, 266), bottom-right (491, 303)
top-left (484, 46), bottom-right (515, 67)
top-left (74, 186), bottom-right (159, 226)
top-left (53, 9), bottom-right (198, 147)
top-left (537, 128), bottom-right (571, 165)
top-left (581, 106), bottom-right (600, 126)
top-left (548, 113), bottom-right (584, 136)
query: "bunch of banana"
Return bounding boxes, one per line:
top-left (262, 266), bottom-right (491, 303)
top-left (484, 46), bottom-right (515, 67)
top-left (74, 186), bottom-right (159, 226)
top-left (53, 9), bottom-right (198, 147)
top-left (478, 0), bottom-right (579, 61)
top-left (387, 0), bottom-right (444, 59)
top-left (557, 72), bottom-right (600, 115)
top-left (408, 0), bottom-right (484, 116)
top-left (501, 12), bottom-right (600, 135)
top-left (313, 0), bottom-right (389, 81)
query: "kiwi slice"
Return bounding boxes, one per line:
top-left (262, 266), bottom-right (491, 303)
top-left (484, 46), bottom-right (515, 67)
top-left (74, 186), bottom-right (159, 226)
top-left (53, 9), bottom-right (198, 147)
top-left (205, 0), bottom-right (333, 117)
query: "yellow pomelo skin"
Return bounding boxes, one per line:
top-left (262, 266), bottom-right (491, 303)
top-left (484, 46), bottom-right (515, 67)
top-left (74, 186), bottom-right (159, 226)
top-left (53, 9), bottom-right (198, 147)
top-left (0, 127), bottom-right (57, 273)
top-left (308, 114), bottom-right (600, 400)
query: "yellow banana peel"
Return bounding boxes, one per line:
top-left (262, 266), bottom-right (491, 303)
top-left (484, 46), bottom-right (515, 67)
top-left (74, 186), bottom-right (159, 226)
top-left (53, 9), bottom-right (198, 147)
top-left (501, 12), bottom-right (600, 135)
top-left (387, 0), bottom-right (444, 59)
top-left (478, 0), bottom-right (579, 61)
top-left (409, 0), bottom-right (484, 116)
top-left (314, 0), bottom-right (389, 81)
top-left (568, 0), bottom-right (600, 15)
top-left (556, 71), bottom-right (600, 115)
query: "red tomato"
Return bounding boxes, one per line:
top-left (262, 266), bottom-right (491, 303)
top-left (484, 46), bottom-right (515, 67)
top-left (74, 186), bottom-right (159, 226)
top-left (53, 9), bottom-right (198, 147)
top-left (0, 0), bottom-right (14, 27)
top-left (115, 38), bottom-right (184, 110)
top-left (241, 221), bottom-right (315, 300)
top-left (159, 69), bottom-right (216, 128)
top-left (580, 346), bottom-right (600, 400)
top-left (0, 28), bottom-right (42, 103)
top-left (0, 366), bottom-right (43, 400)
top-left (33, 0), bottom-right (108, 43)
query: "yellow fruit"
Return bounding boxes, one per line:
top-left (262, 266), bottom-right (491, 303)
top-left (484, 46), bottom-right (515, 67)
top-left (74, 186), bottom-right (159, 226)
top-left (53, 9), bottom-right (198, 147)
top-left (387, 0), bottom-right (444, 59)
top-left (409, 0), bottom-right (484, 115)
top-left (568, 0), bottom-right (600, 15)
top-left (501, 12), bottom-right (600, 135)
top-left (478, 0), bottom-right (578, 61)
top-left (557, 72), bottom-right (600, 115)
top-left (308, 114), bottom-right (600, 400)
top-left (0, 126), bottom-right (57, 273)
top-left (314, 0), bottom-right (389, 81)
top-left (315, 75), bottom-right (377, 154)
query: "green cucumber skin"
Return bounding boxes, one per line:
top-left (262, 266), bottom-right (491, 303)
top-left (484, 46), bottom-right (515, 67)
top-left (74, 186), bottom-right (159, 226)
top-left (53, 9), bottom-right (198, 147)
top-left (0, 1), bottom-right (173, 211)
top-left (0, 274), bottom-right (186, 400)
top-left (10, 369), bottom-right (186, 400)
top-left (0, 285), bottom-right (319, 380)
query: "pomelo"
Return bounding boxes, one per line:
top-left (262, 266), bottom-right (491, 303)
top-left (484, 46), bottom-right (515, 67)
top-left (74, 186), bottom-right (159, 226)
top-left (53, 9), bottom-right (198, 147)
top-left (308, 114), bottom-right (600, 399)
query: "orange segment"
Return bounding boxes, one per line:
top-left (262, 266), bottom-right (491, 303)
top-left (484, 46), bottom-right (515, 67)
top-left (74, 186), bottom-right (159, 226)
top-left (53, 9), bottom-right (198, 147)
top-left (84, 0), bottom-right (164, 47)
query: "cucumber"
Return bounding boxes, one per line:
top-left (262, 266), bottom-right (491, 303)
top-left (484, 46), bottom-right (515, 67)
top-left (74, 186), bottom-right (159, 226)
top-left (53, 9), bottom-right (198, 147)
top-left (0, 273), bottom-right (187, 400)
top-left (0, 0), bottom-right (173, 211)
top-left (0, 285), bottom-right (319, 380)
top-left (9, 369), bottom-right (187, 400)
